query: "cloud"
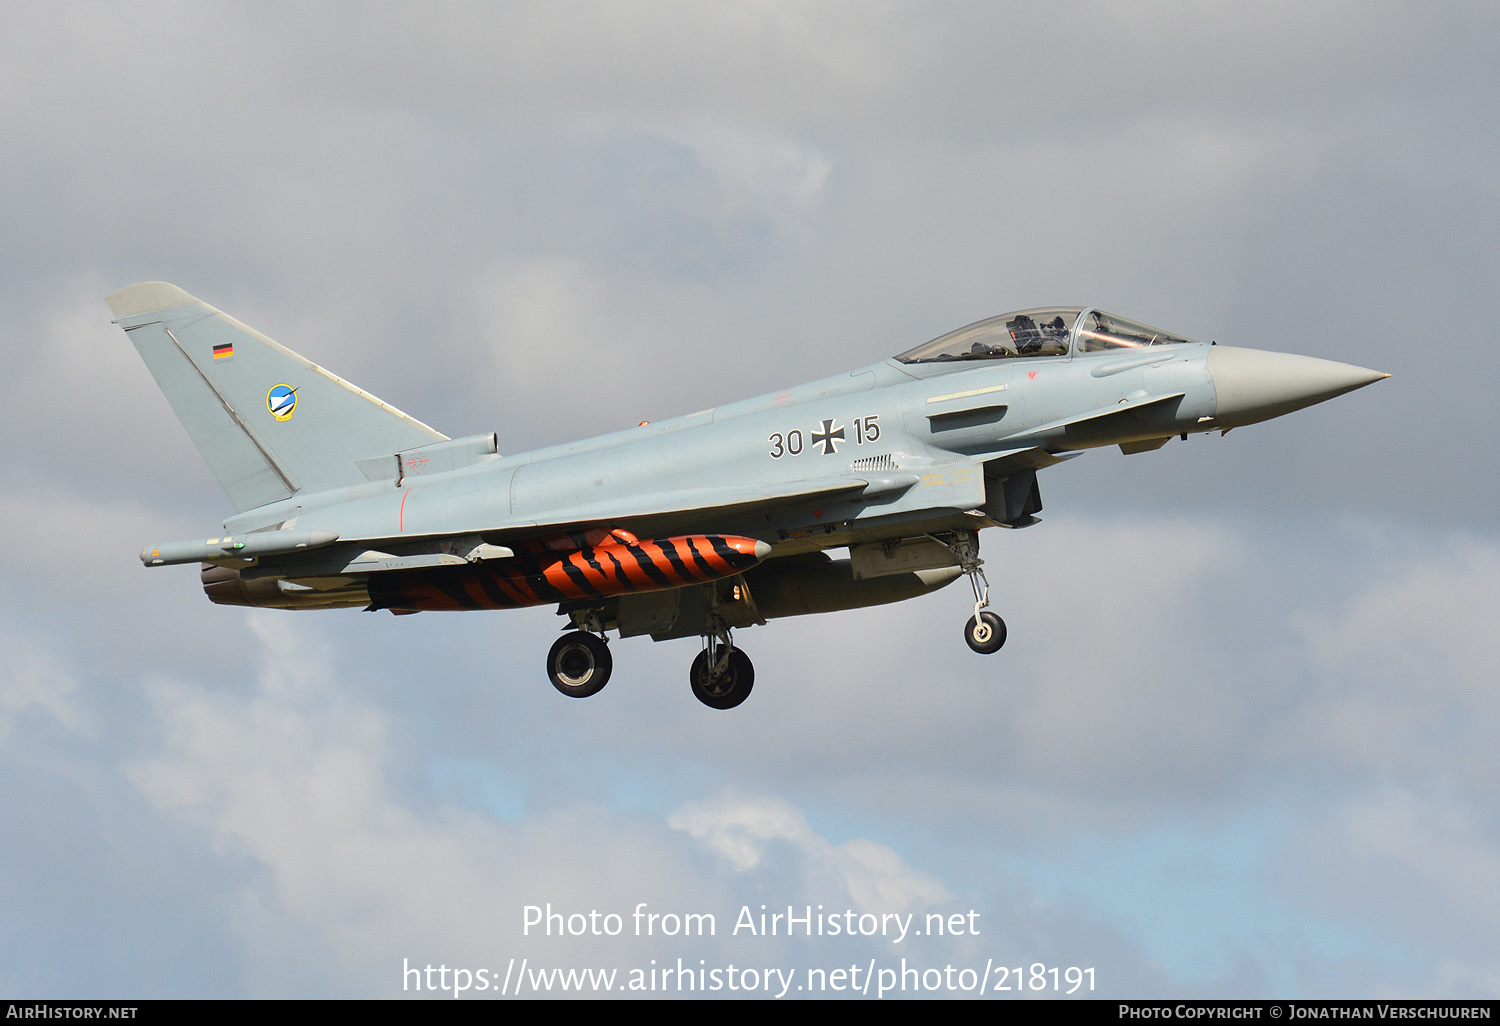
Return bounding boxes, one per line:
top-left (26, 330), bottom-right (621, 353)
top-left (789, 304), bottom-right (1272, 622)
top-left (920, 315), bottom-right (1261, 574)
top-left (1281, 538), bottom-right (1500, 792)
top-left (668, 791), bottom-right (949, 912)
top-left (125, 613), bottom-right (715, 990)
top-left (0, 631), bottom-right (86, 742)
top-left (1278, 787), bottom-right (1500, 987)
top-left (117, 612), bottom-right (983, 994)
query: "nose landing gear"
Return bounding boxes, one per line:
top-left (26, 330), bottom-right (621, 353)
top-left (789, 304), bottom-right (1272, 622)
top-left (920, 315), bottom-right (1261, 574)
top-left (964, 610), bottom-right (1007, 654)
top-left (948, 532), bottom-right (1007, 656)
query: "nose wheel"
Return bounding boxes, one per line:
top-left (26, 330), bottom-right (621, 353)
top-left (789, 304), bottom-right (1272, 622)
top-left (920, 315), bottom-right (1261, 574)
top-left (942, 531), bottom-right (1008, 656)
top-left (964, 611), bottom-right (1007, 654)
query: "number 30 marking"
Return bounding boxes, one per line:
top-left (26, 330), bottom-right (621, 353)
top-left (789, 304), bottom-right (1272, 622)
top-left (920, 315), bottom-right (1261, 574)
top-left (768, 430), bottom-right (804, 459)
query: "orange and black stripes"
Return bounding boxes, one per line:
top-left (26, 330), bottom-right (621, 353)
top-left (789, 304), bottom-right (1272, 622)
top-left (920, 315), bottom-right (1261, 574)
top-left (365, 534), bottom-right (767, 612)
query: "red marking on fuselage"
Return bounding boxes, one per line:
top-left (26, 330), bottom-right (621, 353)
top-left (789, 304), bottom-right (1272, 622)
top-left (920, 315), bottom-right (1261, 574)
top-left (1028, 371), bottom-right (1037, 379)
top-left (399, 489), bottom-right (410, 532)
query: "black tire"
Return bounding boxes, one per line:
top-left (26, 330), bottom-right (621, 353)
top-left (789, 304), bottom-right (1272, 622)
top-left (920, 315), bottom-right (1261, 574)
top-left (964, 612), bottom-right (1007, 654)
top-left (689, 647), bottom-right (755, 710)
top-left (547, 632), bottom-right (613, 698)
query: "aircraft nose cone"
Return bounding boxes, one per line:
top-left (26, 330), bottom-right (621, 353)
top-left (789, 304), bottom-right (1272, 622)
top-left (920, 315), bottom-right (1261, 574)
top-left (1208, 346), bottom-right (1388, 429)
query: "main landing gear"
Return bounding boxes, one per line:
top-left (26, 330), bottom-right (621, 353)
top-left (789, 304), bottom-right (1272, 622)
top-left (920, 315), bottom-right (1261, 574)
top-left (547, 611), bottom-right (614, 698)
top-left (546, 630), bottom-right (613, 697)
top-left (544, 531), bottom-right (1002, 705)
top-left (686, 592), bottom-right (755, 710)
top-left (544, 609), bottom-right (755, 710)
top-left (948, 533), bottom-right (1007, 656)
top-left (690, 625), bottom-right (754, 710)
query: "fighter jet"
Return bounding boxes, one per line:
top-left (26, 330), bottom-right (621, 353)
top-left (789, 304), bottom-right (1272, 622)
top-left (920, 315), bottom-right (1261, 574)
top-left (110, 283), bottom-right (1385, 709)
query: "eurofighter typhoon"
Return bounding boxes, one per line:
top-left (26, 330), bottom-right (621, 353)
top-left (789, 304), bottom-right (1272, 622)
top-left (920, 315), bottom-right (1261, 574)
top-left (110, 283), bottom-right (1385, 709)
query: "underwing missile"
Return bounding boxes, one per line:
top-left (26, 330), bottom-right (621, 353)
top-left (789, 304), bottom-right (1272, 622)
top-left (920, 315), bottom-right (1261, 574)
top-left (141, 529), bottom-right (341, 566)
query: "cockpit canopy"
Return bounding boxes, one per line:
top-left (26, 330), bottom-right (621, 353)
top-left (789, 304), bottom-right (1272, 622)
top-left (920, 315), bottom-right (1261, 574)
top-left (894, 307), bottom-right (1198, 364)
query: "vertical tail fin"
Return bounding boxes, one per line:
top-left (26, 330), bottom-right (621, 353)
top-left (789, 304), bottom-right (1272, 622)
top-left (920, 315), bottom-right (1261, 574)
top-left (108, 283), bottom-right (446, 512)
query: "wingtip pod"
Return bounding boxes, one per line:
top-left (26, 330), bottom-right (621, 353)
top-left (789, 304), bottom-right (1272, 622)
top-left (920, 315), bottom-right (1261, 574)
top-left (105, 282), bottom-right (201, 320)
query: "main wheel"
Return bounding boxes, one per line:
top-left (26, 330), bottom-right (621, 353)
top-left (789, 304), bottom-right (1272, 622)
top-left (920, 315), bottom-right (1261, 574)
top-left (689, 647), bottom-right (754, 710)
top-left (547, 632), bottom-right (613, 698)
top-left (964, 611), bottom-right (1007, 654)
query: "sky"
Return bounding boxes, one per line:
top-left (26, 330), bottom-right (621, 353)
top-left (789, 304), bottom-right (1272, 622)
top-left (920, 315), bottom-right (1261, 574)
top-left (2, 0), bottom-right (1498, 1000)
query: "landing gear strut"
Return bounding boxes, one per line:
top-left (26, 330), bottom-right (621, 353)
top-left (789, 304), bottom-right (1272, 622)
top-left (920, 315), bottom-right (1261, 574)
top-left (690, 612), bottom-right (754, 710)
top-left (546, 630), bottom-right (612, 698)
top-left (948, 532), bottom-right (1007, 655)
